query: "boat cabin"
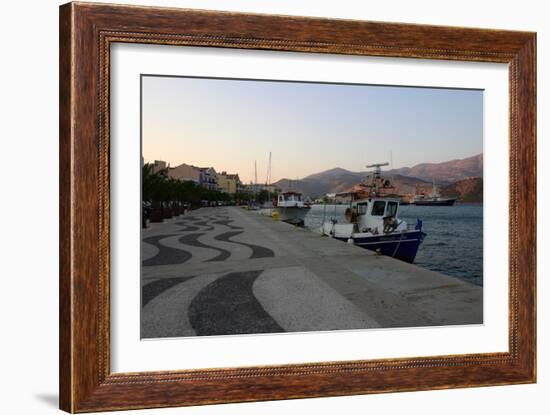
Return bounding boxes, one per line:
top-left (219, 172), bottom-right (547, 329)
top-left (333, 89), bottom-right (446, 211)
top-left (277, 192), bottom-right (306, 208)
top-left (326, 197), bottom-right (407, 237)
top-left (352, 198), bottom-right (400, 232)
top-left (320, 196), bottom-right (424, 263)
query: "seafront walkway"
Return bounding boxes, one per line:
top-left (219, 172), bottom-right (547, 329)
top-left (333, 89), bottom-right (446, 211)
top-left (141, 206), bottom-right (482, 338)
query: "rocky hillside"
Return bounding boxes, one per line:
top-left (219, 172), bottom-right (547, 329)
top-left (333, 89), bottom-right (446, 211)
top-left (272, 154), bottom-right (483, 199)
top-left (273, 173), bottom-right (430, 199)
top-left (385, 154), bottom-right (482, 182)
top-left (440, 177), bottom-right (483, 203)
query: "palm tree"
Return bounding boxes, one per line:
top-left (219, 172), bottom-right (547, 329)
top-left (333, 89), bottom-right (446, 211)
top-left (143, 163), bottom-right (168, 222)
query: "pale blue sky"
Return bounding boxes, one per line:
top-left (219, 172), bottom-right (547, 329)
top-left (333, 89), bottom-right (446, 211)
top-left (142, 75), bottom-right (483, 184)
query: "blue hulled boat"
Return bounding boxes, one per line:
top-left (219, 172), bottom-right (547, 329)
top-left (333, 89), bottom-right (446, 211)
top-left (321, 197), bottom-right (426, 264)
top-left (320, 162), bottom-right (426, 263)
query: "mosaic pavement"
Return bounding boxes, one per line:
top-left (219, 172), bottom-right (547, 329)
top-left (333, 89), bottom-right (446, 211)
top-left (141, 207), bottom-right (483, 338)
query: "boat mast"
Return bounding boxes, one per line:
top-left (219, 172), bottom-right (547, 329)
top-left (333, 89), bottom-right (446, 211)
top-left (366, 162), bottom-right (389, 196)
top-left (366, 162), bottom-right (389, 178)
top-left (266, 151), bottom-right (272, 187)
top-left (431, 177), bottom-right (439, 198)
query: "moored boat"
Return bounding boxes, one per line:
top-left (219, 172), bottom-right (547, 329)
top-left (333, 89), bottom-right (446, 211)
top-left (413, 180), bottom-right (456, 206)
top-left (321, 197), bottom-right (426, 263)
top-left (414, 197), bottom-right (456, 206)
top-left (273, 191), bottom-right (311, 222)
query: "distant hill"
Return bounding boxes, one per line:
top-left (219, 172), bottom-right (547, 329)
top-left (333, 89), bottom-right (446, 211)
top-left (385, 154), bottom-right (483, 182)
top-left (273, 172), bottom-right (430, 199)
top-left (441, 177), bottom-right (483, 203)
top-left (272, 154), bottom-right (483, 199)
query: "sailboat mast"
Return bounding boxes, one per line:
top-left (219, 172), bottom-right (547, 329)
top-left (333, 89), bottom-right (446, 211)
top-left (266, 151), bottom-right (272, 186)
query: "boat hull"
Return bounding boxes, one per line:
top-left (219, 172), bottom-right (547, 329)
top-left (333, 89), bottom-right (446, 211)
top-left (274, 207), bottom-right (311, 222)
top-left (334, 230), bottom-right (425, 263)
top-left (414, 198), bottom-right (456, 206)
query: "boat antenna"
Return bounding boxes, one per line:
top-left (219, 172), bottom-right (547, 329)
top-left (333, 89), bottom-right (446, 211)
top-left (366, 162), bottom-right (389, 179)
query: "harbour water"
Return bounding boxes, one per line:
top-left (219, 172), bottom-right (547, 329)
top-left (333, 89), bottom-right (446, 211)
top-left (305, 203), bottom-right (483, 286)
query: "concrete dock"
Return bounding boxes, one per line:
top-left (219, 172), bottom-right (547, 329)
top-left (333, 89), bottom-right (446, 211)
top-left (141, 206), bottom-right (482, 338)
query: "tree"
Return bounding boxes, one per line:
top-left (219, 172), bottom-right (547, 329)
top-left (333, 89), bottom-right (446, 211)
top-left (257, 189), bottom-right (278, 204)
top-left (142, 162), bottom-right (240, 210)
top-left (233, 192), bottom-right (253, 204)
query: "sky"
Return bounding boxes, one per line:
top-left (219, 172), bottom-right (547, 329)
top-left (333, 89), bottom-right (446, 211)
top-left (142, 75), bottom-right (483, 184)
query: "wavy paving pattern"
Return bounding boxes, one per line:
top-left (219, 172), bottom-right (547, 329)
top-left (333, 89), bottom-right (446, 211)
top-left (188, 270), bottom-right (284, 335)
top-left (174, 223), bottom-right (201, 232)
top-left (212, 219), bottom-right (243, 230)
top-left (142, 235), bottom-right (192, 267)
top-left (178, 233), bottom-right (231, 262)
top-left (141, 206), bottom-right (483, 338)
top-left (214, 231), bottom-right (274, 259)
top-left (142, 276), bottom-right (194, 307)
top-left (142, 208), bottom-right (283, 337)
top-left (143, 212), bottom-right (269, 266)
top-left (194, 220), bottom-right (214, 231)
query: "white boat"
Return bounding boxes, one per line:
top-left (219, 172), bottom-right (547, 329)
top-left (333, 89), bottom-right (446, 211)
top-left (321, 197), bottom-right (425, 263)
top-left (273, 191), bottom-right (311, 222)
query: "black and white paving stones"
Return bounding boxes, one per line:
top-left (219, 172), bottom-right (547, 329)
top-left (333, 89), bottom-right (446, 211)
top-left (141, 207), bottom-right (482, 338)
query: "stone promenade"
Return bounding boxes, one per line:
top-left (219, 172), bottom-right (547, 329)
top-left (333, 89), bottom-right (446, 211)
top-left (141, 206), bottom-right (482, 338)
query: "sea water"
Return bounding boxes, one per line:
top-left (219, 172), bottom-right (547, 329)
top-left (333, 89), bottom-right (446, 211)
top-left (305, 204), bottom-right (483, 286)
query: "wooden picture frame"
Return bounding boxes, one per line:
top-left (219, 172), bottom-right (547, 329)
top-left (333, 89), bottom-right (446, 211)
top-left (59, 2), bottom-right (536, 412)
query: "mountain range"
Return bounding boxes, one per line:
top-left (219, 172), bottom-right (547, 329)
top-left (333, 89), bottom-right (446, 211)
top-left (272, 154), bottom-right (483, 200)
top-left (384, 153), bottom-right (483, 183)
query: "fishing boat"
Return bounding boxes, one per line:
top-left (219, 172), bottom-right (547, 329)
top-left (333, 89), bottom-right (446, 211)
top-left (273, 191), bottom-right (311, 222)
top-left (321, 197), bottom-right (426, 263)
top-left (413, 180), bottom-right (456, 206)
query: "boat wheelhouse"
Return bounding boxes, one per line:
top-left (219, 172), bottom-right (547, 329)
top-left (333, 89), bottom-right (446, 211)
top-left (276, 191), bottom-right (309, 208)
top-left (262, 191), bottom-right (311, 226)
top-left (272, 191), bottom-right (311, 223)
top-left (321, 197), bottom-right (425, 263)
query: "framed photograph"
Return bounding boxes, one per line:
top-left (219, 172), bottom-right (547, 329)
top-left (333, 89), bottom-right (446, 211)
top-left (59, 2), bottom-right (536, 412)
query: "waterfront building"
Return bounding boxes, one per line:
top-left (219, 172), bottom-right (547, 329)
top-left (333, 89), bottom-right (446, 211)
top-left (241, 183), bottom-right (279, 194)
top-left (198, 167), bottom-right (218, 190)
top-left (168, 163), bottom-right (200, 183)
top-left (242, 183), bottom-right (261, 194)
top-left (217, 172), bottom-right (242, 194)
top-left (263, 184), bottom-right (278, 194)
top-left (151, 160), bottom-right (168, 175)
